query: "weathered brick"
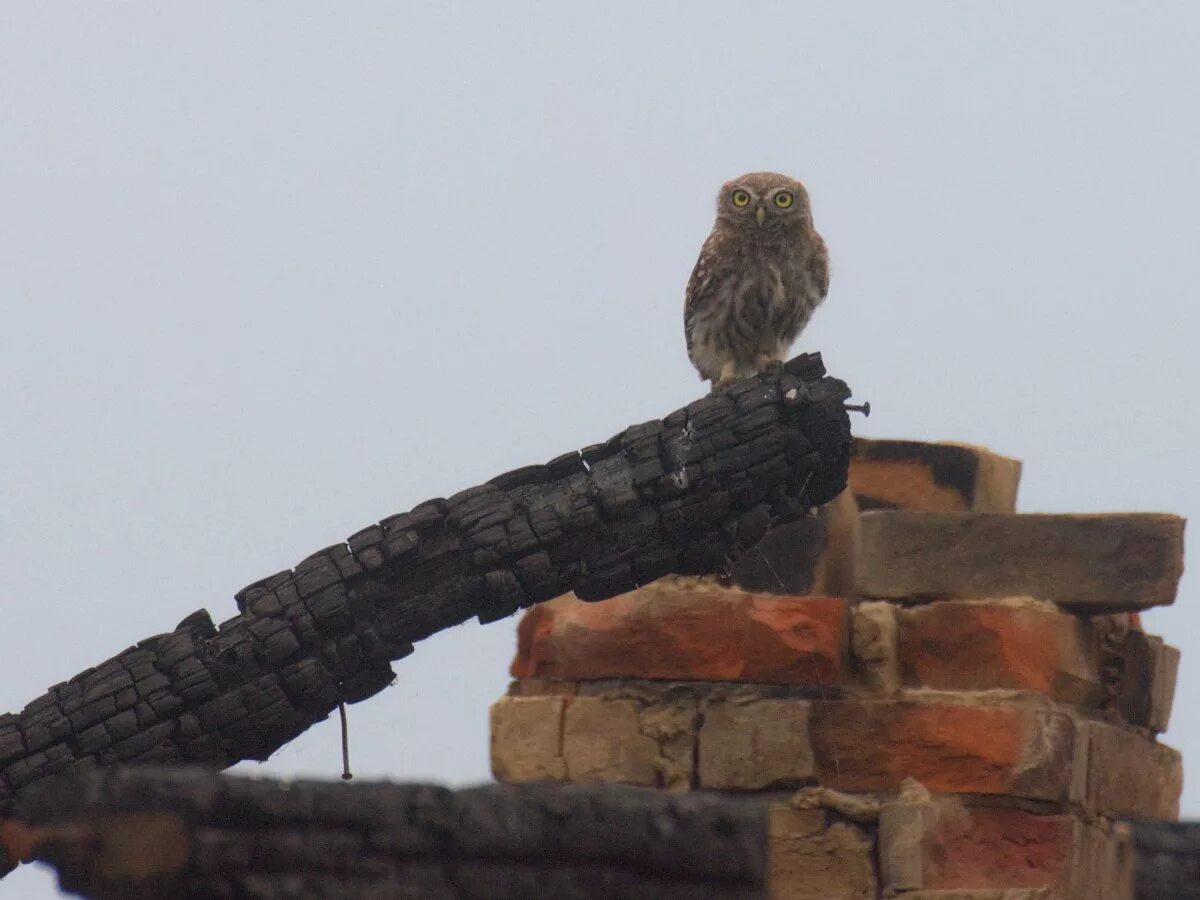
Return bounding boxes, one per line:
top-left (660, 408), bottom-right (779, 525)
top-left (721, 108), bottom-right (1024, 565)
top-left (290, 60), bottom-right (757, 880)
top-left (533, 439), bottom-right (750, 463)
top-left (1109, 631), bottom-right (1179, 732)
top-left (542, 681), bottom-right (696, 787)
top-left (506, 678), bottom-right (579, 698)
top-left (1074, 818), bottom-right (1135, 900)
top-left (849, 438), bottom-right (1021, 513)
top-left (924, 808), bottom-right (1074, 891)
top-left (1079, 720), bottom-right (1182, 819)
top-left (496, 682), bottom-right (1104, 811)
top-left (898, 600), bottom-right (1100, 704)
top-left (512, 585), bottom-right (848, 685)
top-left (858, 512), bottom-right (1184, 612)
top-left (561, 696), bottom-right (662, 786)
top-left (698, 699), bottom-right (813, 790)
top-left (768, 806), bottom-right (876, 900)
top-left (878, 786), bottom-right (936, 893)
top-left (880, 795), bottom-right (1133, 900)
top-left (487, 696), bottom-right (561, 787)
top-left (810, 700), bottom-right (1075, 801)
top-left (1147, 641), bottom-right (1180, 733)
top-left (900, 892), bottom-right (1061, 900)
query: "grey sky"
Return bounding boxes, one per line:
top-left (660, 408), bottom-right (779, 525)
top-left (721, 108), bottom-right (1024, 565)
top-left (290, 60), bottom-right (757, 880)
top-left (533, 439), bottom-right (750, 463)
top-left (3, 4), bottom-right (1198, 895)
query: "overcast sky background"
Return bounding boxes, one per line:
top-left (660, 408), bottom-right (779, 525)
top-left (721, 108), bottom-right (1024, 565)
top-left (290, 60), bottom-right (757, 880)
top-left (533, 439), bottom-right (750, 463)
top-left (3, 4), bottom-right (1199, 895)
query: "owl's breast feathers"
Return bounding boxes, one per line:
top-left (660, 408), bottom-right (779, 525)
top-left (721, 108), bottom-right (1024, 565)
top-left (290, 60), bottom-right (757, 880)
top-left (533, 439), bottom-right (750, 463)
top-left (684, 226), bottom-right (828, 381)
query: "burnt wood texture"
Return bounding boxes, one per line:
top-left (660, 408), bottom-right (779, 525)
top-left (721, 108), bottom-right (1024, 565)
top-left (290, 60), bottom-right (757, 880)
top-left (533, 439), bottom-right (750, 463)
top-left (2, 766), bottom-right (767, 899)
top-left (0, 354), bottom-right (852, 875)
top-left (1132, 820), bottom-right (1200, 900)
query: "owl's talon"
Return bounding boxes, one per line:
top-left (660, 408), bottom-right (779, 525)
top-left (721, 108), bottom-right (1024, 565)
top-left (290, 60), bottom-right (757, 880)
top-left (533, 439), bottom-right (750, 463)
top-left (713, 361), bottom-right (739, 391)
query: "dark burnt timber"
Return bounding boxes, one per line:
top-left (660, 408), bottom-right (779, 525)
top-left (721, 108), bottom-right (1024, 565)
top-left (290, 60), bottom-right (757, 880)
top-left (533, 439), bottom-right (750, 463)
top-left (1, 766), bottom-right (767, 899)
top-left (0, 353), bottom-right (853, 875)
top-left (1132, 820), bottom-right (1200, 900)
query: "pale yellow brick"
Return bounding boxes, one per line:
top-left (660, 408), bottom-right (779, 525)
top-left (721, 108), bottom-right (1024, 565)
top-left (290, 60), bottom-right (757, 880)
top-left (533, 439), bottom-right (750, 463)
top-left (768, 806), bottom-right (877, 900)
top-left (698, 699), bottom-right (813, 790)
top-left (488, 694), bottom-right (566, 782)
top-left (561, 696), bottom-right (660, 785)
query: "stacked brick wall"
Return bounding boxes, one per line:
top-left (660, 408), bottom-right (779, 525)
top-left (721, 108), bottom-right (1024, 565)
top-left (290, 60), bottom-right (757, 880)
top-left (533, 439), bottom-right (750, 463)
top-left (490, 439), bottom-right (1186, 900)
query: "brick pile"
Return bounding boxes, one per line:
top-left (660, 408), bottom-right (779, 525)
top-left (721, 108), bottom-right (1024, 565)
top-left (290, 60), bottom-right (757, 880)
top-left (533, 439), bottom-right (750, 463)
top-left (490, 439), bottom-right (1186, 900)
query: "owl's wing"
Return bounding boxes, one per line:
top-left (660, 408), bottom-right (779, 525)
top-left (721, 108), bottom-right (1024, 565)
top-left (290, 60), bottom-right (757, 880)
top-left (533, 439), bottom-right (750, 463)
top-left (683, 231), bottom-right (722, 362)
top-left (808, 231), bottom-right (830, 299)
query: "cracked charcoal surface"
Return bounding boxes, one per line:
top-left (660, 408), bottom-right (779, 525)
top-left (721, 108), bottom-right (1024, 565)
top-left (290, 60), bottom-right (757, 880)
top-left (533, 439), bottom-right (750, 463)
top-left (0, 353), bottom-right (852, 874)
top-left (10, 766), bottom-right (767, 899)
top-left (1133, 821), bottom-right (1200, 900)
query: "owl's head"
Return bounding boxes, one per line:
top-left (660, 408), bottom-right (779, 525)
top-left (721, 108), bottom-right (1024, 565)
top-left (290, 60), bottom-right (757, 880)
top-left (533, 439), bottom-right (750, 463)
top-left (716, 172), bottom-right (813, 234)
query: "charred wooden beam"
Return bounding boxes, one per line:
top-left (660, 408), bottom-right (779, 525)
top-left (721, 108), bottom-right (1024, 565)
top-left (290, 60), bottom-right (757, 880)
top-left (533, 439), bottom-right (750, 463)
top-left (1132, 820), bottom-right (1200, 900)
top-left (0, 354), bottom-right (852, 875)
top-left (2, 766), bottom-right (767, 899)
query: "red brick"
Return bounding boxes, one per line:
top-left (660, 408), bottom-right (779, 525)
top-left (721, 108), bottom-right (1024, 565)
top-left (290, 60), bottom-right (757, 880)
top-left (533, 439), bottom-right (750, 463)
top-left (924, 807), bottom-right (1074, 890)
top-left (810, 701), bottom-right (1074, 800)
top-left (881, 799), bottom-right (1133, 900)
top-left (511, 585), bottom-right (848, 685)
top-left (495, 684), bottom-right (1100, 810)
top-left (897, 601), bottom-right (1099, 704)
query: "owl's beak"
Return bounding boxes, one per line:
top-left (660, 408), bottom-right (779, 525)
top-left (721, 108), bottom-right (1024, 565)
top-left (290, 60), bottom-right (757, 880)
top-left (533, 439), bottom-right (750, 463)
top-left (755, 206), bottom-right (766, 226)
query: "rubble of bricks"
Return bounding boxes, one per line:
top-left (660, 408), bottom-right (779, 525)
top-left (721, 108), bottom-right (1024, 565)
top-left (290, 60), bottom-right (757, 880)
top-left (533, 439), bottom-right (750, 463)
top-left (491, 438), bottom-right (1186, 900)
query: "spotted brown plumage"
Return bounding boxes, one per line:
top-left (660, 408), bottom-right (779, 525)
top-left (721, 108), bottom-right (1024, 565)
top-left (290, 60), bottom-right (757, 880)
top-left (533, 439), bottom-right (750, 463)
top-left (684, 172), bottom-right (829, 387)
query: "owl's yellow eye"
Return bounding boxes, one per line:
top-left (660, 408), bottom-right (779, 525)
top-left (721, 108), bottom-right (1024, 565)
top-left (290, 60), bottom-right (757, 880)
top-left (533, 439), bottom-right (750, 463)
top-left (774, 191), bottom-right (794, 209)
top-left (731, 189), bottom-right (750, 208)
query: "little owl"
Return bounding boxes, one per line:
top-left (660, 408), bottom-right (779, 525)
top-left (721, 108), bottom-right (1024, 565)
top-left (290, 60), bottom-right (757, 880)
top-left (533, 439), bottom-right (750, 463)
top-left (684, 172), bottom-right (829, 387)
